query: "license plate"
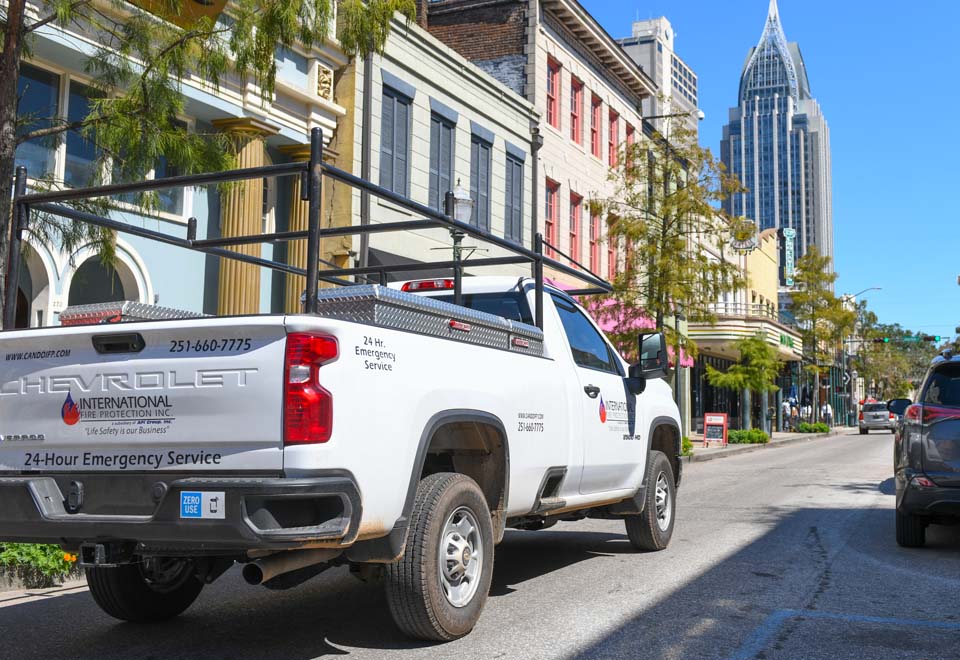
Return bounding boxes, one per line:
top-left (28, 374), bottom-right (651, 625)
top-left (180, 491), bottom-right (226, 519)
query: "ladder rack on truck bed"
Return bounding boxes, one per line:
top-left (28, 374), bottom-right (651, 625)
top-left (2, 127), bottom-right (610, 331)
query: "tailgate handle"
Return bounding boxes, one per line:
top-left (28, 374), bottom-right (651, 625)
top-left (92, 333), bottom-right (145, 355)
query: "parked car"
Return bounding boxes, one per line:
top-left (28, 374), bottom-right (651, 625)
top-left (0, 277), bottom-right (681, 640)
top-left (888, 349), bottom-right (960, 547)
top-left (859, 402), bottom-right (896, 434)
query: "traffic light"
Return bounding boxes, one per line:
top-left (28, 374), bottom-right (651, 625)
top-left (872, 337), bottom-right (890, 343)
top-left (921, 335), bottom-right (941, 342)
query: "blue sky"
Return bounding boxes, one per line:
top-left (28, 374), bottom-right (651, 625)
top-left (582, 0), bottom-right (960, 340)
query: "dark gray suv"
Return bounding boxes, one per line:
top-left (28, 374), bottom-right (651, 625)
top-left (888, 350), bottom-right (960, 547)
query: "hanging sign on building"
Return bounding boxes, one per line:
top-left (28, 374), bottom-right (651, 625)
top-left (703, 413), bottom-right (728, 447)
top-left (780, 227), bottom-right (797, 286)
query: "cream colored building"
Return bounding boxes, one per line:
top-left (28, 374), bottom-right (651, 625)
top-left (330, 15), bottom-right (539, 279)
top-left (688, 228), bottom-right (803, 432)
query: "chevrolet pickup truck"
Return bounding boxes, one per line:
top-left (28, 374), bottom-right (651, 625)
top-left (0, 276), bottom-right (681, 641)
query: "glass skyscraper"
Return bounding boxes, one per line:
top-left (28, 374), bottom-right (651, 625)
top-left (721, 0), bottom-right (832, 278)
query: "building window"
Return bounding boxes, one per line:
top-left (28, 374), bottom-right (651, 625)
top-left (570, 77), bottom-right (583, 145)
top-left (15, 64), bottom-right (60, 178)
top-left (590, 95), bottom-right (602, 159)
top-left (65, 81), bottom-right (104, 188)
top-left (544, 178), bottom-right (559, 257)
top-left (569, 192), bottom-right (582, 264)
top-left (379, 86), bottom-right (411, 195)
top-left (608, 110), bottom-right (619, 168)
top-left (429, 113), bottom-right (455, 212)
top-left (589, 212), bottom-right (600, 273)
top-left (504, 153), bottom-right (524, 243)
top-left (546, 57), bottom-right (561, 129)
top-left (626, 123), bottom-right (635, 147)
top-left (470, 136), bottom-right (492, 231)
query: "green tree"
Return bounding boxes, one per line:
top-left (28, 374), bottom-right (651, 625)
top-left (587, 111), bottom-right (751, 359)
top-left (789, 246), bottom-right (851, 422)
top-left (0, 0), bottom-right (414, 314)
top-left (705, 333), bottom-right (780, 429)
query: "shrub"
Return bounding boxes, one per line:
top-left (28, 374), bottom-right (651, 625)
top-left (728, 429), bottom-right (770, 444)
top-left (797, 422), bottom-right (830, 434)
top-left (682, 436), bottom-right (694, 457)
top-left (0, 543), bottom-right (77, 588)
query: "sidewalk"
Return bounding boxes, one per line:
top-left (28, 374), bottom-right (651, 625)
top-left (683, 428), bottom-right (841, 463)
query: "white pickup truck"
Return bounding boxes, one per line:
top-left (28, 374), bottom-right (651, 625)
top-left (0, 276), bottom-right (681, 640)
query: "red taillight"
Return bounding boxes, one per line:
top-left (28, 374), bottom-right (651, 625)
top-left (904, 404), bottom-right (922, 423)
top-left (889, 412), bottom-right (896, 420)
top-left (284, 333), bottom-right (338, 445)
top-left (920, 405), bottom-right (960, 424)
top-left (401, 279), bottom-right (455, 292)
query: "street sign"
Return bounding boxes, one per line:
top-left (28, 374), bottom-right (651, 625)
top-left (843, 371), bottom-right (851, 386)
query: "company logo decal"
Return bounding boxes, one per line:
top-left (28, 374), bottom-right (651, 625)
top-left (61, 392), bottom-right (80, 426)
top-left (599, 396), bottom-right (607, 423)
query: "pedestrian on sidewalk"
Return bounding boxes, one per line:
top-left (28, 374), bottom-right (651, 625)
top-left (825, 402), bottom-right (833, 427)
top-left (781, 399), bottom-right (791, 432)
top-left (790, 404), bottom-right (799, 432)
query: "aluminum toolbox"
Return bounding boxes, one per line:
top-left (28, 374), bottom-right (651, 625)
top-left (311, 285), bottom-right (544, 357)
top-left (59, 301), bottom-right (208, 326)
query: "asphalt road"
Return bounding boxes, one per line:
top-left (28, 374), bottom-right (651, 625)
top-left (3, 428), bottom-right (959, 660)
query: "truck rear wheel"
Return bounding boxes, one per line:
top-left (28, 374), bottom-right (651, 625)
top-left (625, 450), bottom-right (676, 551)
top-left (385, 472), bottom-right (494, 641)
top-left (86, 557), bottom-right (203, 623)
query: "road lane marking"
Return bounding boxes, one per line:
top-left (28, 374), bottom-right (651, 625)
top-left (729, 609), bottom-right (960, 660)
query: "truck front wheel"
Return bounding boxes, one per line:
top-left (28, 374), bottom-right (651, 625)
top-left (86, 557), bottom-right (203, 623)
top-left (385, 473), bottom-right (494, 641)
top-left (625, 450), bottom-right (676, 551)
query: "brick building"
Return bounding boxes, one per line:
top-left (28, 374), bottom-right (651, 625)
top-left (419, 0), bottom-right (657, 283)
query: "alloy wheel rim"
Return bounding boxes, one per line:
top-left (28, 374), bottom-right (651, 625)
top-left (437, 506), bottom-right (483, 608)
top-left (655, 472), bottom-right (672, 532)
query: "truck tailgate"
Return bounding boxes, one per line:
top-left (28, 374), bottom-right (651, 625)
top-left (0, 317), bottom-right (286, 473)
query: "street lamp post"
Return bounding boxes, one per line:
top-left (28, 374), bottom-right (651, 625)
top-left (444, 180), bottom-right (474, 306)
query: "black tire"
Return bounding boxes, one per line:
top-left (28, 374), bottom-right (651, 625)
top-left (895, 509), bottom-right (926, 548)
top-left (625, 450), bottom-right (676, 551)
top-left (86, 557), bottom-right (203, 623)
top-left (385, 473), bottom-right (494, 641)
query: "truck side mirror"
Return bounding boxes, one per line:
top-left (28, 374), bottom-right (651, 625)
top-left (637, 332), bottom-right (668, 380)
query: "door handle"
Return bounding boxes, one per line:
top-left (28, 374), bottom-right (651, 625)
top-left (584, 384), bottom-right (600, 399)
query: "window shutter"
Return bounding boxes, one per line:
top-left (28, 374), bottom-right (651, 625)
top-left (429, 116), bottom-right (440, 210)
top-left (380, 92), bottom-right (395, 189)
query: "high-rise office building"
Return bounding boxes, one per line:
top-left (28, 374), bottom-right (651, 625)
top-left (620, 17), bottom-right (700, 137)
top-left (721, 0), bottom-right (832, 279)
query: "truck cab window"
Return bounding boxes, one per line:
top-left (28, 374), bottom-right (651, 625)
top-left (434, 292), bottom-right (534, 325)
top-left (550, 294), bottom-right (619, 374)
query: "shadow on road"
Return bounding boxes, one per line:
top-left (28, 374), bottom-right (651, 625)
top-left (2, 485), bottom-right (959, 659)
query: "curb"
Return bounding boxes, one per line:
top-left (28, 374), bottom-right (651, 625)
top-left (681, 430), bottom-right (839, 464)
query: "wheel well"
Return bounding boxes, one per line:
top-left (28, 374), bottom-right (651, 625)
top-left (421, 420), bottom-right (508, 541)
top-left (650, 424), bottom-right (680, 486)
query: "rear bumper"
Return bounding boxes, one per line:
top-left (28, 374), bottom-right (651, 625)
top-left (899, 480), bottom-right (960, 520)
top-left (860, 421), bottom-right (894, 431)
top-left (0, 474), bottom-right (362, 553)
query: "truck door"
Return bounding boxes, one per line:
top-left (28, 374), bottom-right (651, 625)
top-left (549, 294), bottom-right (644, 495)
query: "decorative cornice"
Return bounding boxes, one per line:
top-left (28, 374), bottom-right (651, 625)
top-left (212, 117), bottom-right (281, 137)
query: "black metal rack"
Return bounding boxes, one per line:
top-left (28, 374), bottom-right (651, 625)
top-left (2, 127), bottom-right (610, 331)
